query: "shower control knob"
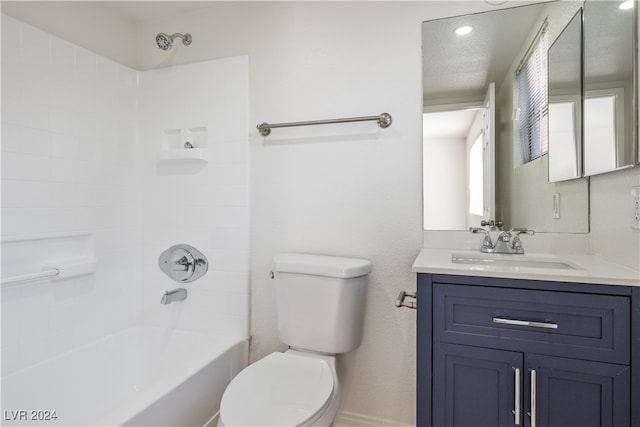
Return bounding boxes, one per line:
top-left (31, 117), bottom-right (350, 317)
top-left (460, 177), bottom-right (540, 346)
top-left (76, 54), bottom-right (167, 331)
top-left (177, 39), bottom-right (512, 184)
top-left (158, 244), bottom-right (208, 283)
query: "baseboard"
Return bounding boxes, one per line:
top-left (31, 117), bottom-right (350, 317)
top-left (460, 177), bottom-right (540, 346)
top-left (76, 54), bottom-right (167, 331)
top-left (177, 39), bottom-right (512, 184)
top-left (209, 409), bottom-right (410, 427)
top-left (334, 410), bottom-right (414, 427)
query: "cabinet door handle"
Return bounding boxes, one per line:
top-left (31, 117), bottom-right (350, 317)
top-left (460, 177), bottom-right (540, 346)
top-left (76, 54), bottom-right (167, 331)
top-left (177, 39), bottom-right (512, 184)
top-left (493, 317), bottom-right (558, 329)
top-left (530, 369), bottom-right (537, 427)
top-left (514, 367), bottom-right (521, 425)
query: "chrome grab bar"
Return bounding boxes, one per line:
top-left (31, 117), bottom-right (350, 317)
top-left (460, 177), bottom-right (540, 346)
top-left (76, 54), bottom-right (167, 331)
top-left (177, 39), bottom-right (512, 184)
top-left (395, 290), bottom-right (416, 309)
top-left (1, 268), bottom-right (60, 287)
top-left (0, 258), bottom-right (97, 287)
top-left (493, 317), bottom-right (558, 329)
top-left (257, 112), bottom-right (392, 136)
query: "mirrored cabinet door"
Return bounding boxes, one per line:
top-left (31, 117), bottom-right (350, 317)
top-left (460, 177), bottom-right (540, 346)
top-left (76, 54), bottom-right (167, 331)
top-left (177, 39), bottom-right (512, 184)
top-left (583, 0), bottom-right (637, 176)
top-left (548, 9), bottom-right (583, 183)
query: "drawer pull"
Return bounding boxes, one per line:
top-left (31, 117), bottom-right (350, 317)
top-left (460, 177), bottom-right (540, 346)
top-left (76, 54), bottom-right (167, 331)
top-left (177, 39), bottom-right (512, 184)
top-left (493, 317), bottom-right (558, 329)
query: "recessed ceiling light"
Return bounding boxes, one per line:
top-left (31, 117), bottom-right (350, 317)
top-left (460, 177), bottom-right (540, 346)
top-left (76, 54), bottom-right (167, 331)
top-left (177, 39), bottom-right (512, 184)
top-left (620, 0), bottom-right (634, 10)
top-left (455, 26), bottom-right (473, 36)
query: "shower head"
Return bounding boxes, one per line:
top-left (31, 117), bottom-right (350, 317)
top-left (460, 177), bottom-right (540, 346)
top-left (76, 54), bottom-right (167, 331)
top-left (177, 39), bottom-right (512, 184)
top-left (155, 32), bottom-right (192, 51)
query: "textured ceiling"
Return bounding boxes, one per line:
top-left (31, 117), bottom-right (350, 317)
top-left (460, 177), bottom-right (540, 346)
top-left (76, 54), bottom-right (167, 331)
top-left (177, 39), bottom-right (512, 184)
top-left (422, 0), bottom-right (633, 107)
top-left (583, 0), bottom-right (634, 84)
top-left (422, 3), bottom-right (546, 106)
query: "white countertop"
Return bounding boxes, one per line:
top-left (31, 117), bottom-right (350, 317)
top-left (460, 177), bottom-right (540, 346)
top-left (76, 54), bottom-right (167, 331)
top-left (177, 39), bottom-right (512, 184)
top-left (412, 248), bottom-right (640, 287)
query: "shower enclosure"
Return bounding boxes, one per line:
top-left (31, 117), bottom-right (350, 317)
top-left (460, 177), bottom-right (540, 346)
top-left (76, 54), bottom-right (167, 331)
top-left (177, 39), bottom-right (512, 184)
top-left (1, 14), bottom-right (250, 426)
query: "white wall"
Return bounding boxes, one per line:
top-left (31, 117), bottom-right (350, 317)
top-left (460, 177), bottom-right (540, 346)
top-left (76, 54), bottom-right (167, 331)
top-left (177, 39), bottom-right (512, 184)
top-left (424, 136), bottom-right (466, 229)
top-left (1, 15), bottom-right (139, 374)
top-left (246, 5), bottom-right (425, 421)
top-left (590, 166), bottom-right (640, 269)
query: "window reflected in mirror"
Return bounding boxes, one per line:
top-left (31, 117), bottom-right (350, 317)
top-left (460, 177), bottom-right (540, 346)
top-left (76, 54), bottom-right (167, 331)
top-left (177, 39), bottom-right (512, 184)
top-left (584, 91), bottom-right (623, 175)
top-left (548, 100), bottom-right (579, 181)
top-left (514, 22), bottom-right (549, 166)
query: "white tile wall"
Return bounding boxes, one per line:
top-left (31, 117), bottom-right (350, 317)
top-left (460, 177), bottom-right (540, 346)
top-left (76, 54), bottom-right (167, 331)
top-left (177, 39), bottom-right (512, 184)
top-left (137, 57), bottom-right (250, 338)
top-left (1, 14), bottom-right (140, 375)
top-left (2, 14), bottom-right (250, 376)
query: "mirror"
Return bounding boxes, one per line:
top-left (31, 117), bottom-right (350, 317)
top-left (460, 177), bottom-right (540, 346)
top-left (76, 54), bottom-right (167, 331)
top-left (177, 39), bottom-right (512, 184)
top-left (423, 2), bottom-right (589, 233)
top-left (583, 0), bottom-right (637, 175)
top-left (548, 9), bottom-right (583, 182)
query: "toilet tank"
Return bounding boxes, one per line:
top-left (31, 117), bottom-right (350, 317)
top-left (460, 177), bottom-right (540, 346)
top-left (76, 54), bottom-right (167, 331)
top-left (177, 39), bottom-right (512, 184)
top-left (272, 253), bottom-right (371, 354)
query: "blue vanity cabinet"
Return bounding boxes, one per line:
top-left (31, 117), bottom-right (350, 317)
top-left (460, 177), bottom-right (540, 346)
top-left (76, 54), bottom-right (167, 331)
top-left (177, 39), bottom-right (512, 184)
top-left (417, 273), bottom-right (638, 427)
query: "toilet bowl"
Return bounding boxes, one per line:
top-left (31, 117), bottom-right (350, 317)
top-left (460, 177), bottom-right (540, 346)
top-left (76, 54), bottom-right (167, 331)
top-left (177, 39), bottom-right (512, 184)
top-left (218, 253), bottom-right (371, 427)
top-left (218, 350), bottom-right (340, 427)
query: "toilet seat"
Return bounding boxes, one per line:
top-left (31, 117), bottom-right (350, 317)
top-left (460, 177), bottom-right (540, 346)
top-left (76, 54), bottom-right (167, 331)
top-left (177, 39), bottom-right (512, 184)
top-left (219, 352), bottom-right (335, 427)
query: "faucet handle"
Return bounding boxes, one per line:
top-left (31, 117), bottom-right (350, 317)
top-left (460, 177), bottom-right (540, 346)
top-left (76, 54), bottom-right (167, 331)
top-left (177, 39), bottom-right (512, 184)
top-left (510, 228), bottom-right (535, 236)
top-left (481, 219), bottom-right (503, 230)
top-left (470, 227), bottom-right (489, 235)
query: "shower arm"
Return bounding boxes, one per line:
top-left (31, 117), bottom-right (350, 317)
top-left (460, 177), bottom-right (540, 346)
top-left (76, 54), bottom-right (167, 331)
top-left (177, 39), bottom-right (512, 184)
top-left (171, 33), bottom-right (192, 45)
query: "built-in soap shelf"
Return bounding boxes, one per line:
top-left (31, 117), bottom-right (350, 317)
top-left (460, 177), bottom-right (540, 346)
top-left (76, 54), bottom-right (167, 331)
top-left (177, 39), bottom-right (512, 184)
top-left (158, 126), bottom-right (209, 164)
top-left (158, 147), bottom-right (208, 162)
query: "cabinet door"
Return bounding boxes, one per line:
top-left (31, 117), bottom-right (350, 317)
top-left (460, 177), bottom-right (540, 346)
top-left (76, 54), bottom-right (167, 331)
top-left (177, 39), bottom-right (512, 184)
top-left (433, 342), bottom-right (523, 427)
top-left (526, 354), bottom-right (630, 427)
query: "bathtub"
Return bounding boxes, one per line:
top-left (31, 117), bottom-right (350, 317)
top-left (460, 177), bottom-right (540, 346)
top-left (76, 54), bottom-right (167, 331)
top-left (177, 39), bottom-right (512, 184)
top-left (1, 326), bottom-right (247, 426)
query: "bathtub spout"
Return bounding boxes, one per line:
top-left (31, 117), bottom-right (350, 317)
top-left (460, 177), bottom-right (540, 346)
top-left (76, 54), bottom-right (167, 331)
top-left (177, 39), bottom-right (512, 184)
top-left (161, 288), bottom-right (187, 304)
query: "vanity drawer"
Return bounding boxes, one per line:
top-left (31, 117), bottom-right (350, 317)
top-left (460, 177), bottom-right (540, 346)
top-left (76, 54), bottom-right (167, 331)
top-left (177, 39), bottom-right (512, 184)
top-left (432, 283), bottom-right (630, 364)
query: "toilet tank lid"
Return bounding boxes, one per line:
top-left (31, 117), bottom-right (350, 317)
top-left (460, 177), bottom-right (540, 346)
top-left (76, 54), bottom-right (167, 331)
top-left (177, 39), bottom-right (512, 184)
top-left (273, 253), bottom-right (372, 278)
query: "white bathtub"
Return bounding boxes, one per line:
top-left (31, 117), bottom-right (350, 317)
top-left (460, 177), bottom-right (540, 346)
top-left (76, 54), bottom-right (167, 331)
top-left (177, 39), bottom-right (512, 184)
top-left (1, 326), bottom-right (247, 426)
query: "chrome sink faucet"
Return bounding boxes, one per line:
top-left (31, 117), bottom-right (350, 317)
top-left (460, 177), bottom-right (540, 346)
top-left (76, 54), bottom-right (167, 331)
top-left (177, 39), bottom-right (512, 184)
top-left (470, 227), bottom-right (535, 254)
top-left (161, 287), bottom-right (187, 304)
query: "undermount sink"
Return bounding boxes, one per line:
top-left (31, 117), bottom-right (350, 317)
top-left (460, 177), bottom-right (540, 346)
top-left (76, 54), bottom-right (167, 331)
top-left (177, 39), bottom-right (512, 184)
top-left (451, 253), bottom-right (581, 270)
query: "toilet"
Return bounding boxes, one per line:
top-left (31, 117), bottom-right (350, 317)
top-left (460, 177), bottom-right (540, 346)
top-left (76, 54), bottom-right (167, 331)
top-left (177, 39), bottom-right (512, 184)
top-left (218, 253), bottom-right (371, 427)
